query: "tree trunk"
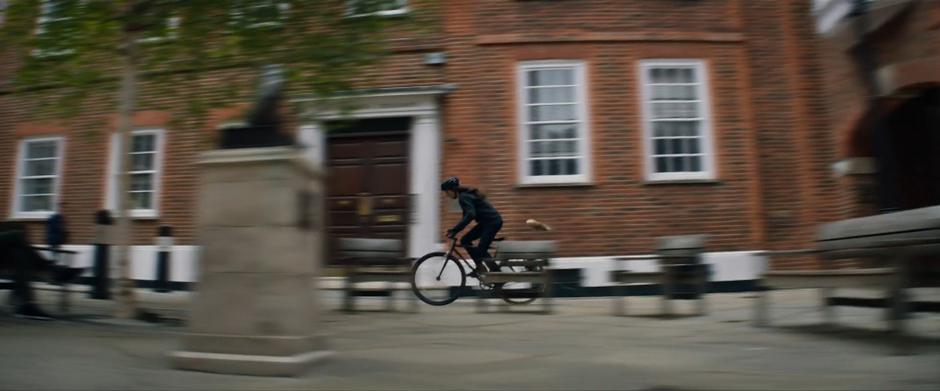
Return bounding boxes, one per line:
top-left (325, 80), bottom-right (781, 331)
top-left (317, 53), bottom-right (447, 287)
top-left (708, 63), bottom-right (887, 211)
top-left (114, 31), bottom-right (140, 319)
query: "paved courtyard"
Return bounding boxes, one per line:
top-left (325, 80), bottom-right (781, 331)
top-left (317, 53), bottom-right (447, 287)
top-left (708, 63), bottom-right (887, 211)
top-left (1, 287), bottom-right (938, 390)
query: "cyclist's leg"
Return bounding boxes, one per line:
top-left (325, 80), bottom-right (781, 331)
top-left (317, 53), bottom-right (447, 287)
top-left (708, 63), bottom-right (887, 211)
top-left (476, 220), bottom-right (503, 271)
top-left (460, 224), bottom-right (485, 269)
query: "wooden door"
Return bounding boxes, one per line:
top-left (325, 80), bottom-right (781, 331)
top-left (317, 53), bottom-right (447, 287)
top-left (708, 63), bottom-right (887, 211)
top-left (326, 130), bottom-right (410, 262)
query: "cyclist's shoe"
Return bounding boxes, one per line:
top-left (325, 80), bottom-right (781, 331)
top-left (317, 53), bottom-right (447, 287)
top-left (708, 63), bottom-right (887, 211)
top-left (467, 267), bottom-right (487, 279)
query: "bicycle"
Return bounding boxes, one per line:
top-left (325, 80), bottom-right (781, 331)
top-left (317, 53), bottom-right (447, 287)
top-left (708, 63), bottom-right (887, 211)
top-left (410, 236), bottom-right (547, 306)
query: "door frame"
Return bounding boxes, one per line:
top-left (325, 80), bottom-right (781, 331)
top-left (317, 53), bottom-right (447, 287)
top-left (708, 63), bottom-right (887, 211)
top-left (296, 88), bottom-right (448, 258)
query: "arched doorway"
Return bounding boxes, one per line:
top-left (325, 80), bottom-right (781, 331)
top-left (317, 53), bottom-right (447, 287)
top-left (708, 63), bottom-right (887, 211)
top-left (884, 86), bottom-right (940, 210)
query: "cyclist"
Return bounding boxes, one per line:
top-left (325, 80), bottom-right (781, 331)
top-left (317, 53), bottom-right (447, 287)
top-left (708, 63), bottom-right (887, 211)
top-left (441, 176), bottom-right (503, 275)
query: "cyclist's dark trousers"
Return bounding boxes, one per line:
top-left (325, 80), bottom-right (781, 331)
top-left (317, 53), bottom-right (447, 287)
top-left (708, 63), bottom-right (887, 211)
top-left (461, 220), bottom-right (502, 271)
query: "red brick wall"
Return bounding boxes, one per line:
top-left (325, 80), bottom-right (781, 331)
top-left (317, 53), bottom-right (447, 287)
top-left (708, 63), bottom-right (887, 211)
top-left (2, 1), bottom-right (841, 265)
top-left (437, 0), bottom-right (837, 263)
top-left (0, 0), bottom-right (446, 245)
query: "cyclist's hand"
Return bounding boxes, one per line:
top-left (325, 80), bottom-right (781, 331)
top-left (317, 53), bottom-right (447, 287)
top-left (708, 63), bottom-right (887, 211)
top-left (444, 230), bottom-right (456, 239)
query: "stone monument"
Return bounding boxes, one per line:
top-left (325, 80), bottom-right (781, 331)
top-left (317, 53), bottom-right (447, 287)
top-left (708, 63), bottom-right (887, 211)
top-left (171, 65), bottom-right (331, 376)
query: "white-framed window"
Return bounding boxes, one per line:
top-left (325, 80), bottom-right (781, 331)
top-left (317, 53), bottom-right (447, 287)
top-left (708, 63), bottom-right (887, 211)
top-left (639, 59), bottom-right (716, 182)
top-left (1, 1), bottom-right (8, 27)
top-left (138, 16), bottom-right (181, 44)
top-left (347, 0), bottom-right (409, 17)
top-left (517, 60), bottom-right (591, 185)
top-left (33, 0), bottom-right (77, 57)
top-left (230, 0), bottom-right (291, 29)
top-left (11, 137), bottom-right (65, 219)
top-left (105, 129), bottom-right (164, 218)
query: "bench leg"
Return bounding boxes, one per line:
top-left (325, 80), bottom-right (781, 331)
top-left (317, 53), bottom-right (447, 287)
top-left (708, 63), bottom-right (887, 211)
top-left (820, 287), bottom-right (835, 325)
top-left (385, 281), bottom-right (395, 312)
top-left (58, 283), bottom-right (70, 315)
top-left (543, 271), bottom-right (553, 314)
top-left (696, 278), bottom-right (708, 316)
top-left (612, 284), bottom-right (627, 316)
top-left (888, 255), bottom-right (912, 355)
top-left (754, 284), bottom-right (769, 327)
top-left (661, 279), bottom-right (673, 317)
top-left (342, 273), bottom-right (355, 313)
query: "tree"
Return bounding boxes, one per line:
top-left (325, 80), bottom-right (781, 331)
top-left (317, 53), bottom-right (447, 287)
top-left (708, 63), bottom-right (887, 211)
top-left (0, 0), bottom-right (405, 318)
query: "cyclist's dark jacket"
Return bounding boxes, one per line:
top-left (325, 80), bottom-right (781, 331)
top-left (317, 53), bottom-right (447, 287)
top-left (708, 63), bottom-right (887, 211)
top-left (450, 191), bottom-right (502, 233)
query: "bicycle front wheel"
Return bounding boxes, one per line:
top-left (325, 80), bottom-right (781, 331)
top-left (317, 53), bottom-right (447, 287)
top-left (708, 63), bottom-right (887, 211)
top-left (411, 252), bottom-right (467, 306)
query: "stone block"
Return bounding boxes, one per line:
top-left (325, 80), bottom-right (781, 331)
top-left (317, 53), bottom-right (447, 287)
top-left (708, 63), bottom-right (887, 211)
top-left (187, 273), bottom-right (258, 336)
top-left (199, 227), bottom-right (317, 274)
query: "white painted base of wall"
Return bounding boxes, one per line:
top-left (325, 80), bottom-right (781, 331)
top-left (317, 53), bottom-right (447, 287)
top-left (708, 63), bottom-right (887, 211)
top-left (48, 245), bottom-right (768, 287)
top-left (50, 244), bottom-right (201, 283)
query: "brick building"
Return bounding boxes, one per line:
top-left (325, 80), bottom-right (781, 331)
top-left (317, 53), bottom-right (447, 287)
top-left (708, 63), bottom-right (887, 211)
top-left (1, 1), bottom-right (846, 286)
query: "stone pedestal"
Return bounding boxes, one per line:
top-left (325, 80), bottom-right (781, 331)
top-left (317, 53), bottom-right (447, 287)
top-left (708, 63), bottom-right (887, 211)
top-left (171, 146), bottom-right (330, 376)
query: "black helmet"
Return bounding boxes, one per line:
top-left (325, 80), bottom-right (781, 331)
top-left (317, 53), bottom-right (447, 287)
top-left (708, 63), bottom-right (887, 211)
top-left (441, 176), bottom-right (460, 191)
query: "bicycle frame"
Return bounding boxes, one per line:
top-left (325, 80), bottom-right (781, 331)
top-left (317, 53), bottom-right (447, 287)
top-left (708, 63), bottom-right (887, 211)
top-left (439, 237), bottom-right (505, 278)
top-left (441, 238), bottom-right (475, 278)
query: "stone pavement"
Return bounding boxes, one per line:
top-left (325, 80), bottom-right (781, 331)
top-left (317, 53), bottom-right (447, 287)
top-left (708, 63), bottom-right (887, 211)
top-left (0, 287), bottom-right (938, 390)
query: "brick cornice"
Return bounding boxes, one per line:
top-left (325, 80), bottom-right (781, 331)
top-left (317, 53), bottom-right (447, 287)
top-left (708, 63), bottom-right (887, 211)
top-left (14, 122), bottom-right (69, 137)
top-left (476, 31), bottom-right (745, 45)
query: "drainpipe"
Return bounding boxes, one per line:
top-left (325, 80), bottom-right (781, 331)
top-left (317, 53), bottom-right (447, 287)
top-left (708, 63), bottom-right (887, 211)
top-left (850, 0), bottom-right (901, 212)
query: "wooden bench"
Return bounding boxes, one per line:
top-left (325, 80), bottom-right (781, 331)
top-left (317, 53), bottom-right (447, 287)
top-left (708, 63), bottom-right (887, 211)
top-left (476, 240), bottom-right (557, 314)
top-left (338, 238), bottom-right (417, 313)
top-left (610, 235), bottom-right (710, 317)
top-left (753, 205), bottom-right (940, 353)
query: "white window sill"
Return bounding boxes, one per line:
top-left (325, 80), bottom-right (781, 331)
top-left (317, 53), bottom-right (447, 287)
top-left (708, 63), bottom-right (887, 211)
top-left (517, 178), bottom-right (594, 188)
top-left (111, 210), bottom-right (159, 220)
top-left (346, 9), bottom-right (410, 18)
top-left (644, 178), bottom-right (721, 185)
top-left (9, 211), bottom-right (56, 221)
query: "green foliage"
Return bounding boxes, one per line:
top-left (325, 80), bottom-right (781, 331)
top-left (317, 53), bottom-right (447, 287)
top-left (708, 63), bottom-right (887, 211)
top-left (0, 0), bottom-right (411, 118)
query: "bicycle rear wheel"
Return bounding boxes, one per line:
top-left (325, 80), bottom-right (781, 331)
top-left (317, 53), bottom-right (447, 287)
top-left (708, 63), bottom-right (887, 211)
top-left (411, 252), bottom-right (466, 306)
top-left (496, 265), bottom-right (546, 305)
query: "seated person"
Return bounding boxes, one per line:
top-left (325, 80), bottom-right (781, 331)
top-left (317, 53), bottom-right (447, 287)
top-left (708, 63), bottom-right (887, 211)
top-left (0, 222), bottom-right (83, 320)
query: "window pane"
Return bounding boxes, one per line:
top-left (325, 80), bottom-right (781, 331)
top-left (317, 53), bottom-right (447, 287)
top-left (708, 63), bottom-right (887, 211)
top-left (131, 192), bottom-right (152, 210)
top-left (561, 140), bottom-right (577, 156)
top-left (547, 159), bottom-right (561, 175)
top-left (530, 104), bottom-right (576, 122)
top-left (530, 124), bottom-right (577, 140)
top-left (23, 195), bottom-right (52, 212)
top-left (655, 157), bottom-right (668, 173)
top-left (132, 134), bottom-right (155, 153)
top-left (687, 138), bottom-right (701, 154)
top-left (530, 160), bottom-right (544, 176)
top-left (650, 68), bottom-right (665, 84)
top-left (130, 173), bottom-right (153, 191)
top-left (672, 157), bottom-right (686, 172)
top-left (652, 102), bottom-right (698, 119)
top-left (529, 86), bottom-right (574, 104)
top-left (563, 159), bottom-right (578, 175)
top-left (26, 159), bottom-right (56, 176)
top-left (654, 139), bottom-right (667, 155)
top-left (690, 156), bottom-right (702, 172)
top-left (23, 178), bottom-right (53, 195)
top-left (653, 122), bottom-right (674, 137)
top-left (679, 68), bottom-right (696, 83)
top-left (27, 141), bottom-right (58, 159)
top-left (131, 153), bottom-right (154, 171)
top-left (678, 121), bottom-right (698, 137)
top-left (654, 85), bottom-right (697, 100)
top-left (528, 69), bottom-right (573, 86)
top-left (671, 139), bottom-right (684, 154)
